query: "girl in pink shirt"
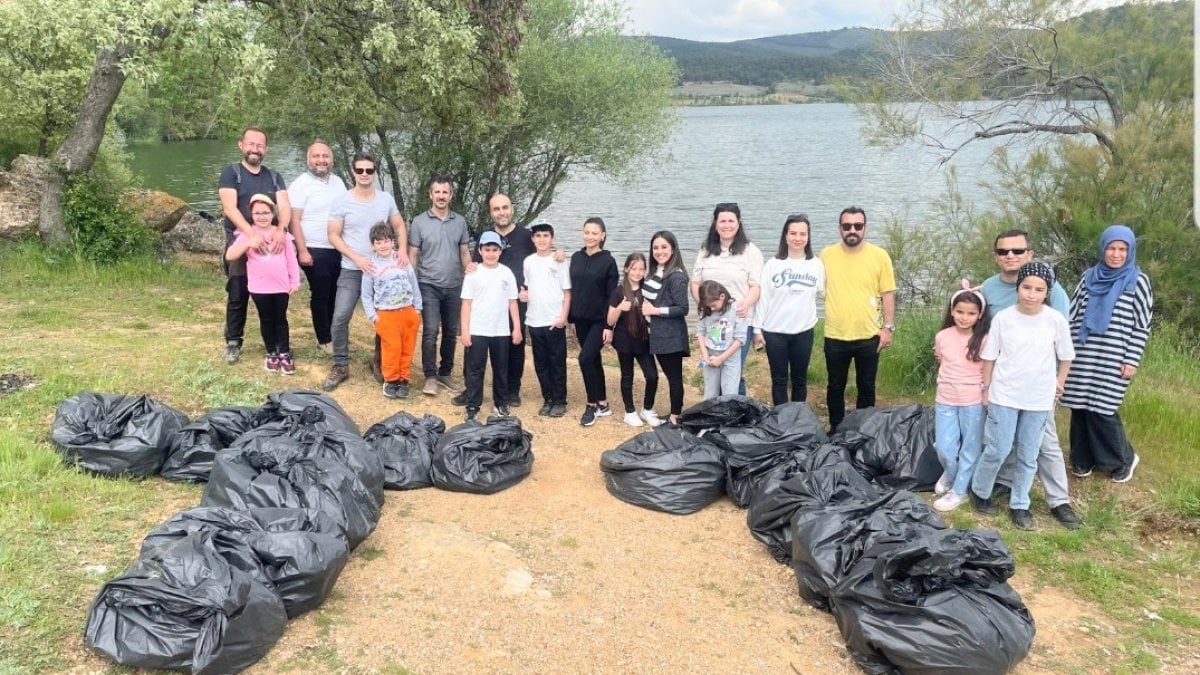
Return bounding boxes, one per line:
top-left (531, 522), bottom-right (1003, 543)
top-left (930, 281), bottom-right (991, 512)
top-left (225, 193), bottom-right (301, 373)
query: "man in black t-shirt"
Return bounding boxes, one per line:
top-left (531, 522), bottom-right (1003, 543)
top-left (217, 127), bottom-right (292, 364)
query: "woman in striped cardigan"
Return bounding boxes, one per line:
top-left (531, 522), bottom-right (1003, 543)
top-left (1061, 225), bottom-right (1153, 484)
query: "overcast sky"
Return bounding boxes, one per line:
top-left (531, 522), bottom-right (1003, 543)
top-left (624, 0), bottom-right (1127, 43)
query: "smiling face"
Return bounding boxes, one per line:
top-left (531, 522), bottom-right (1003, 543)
top-left (1104, 240), bottom-right (1129, 269)
top-left (786, 220), bottom-right (809, 254)
top-left (994, 234), bottom-right (1033, 277)
top-left (306, 142), bottom-right (332, 178)
top-left (951, 299), bottom-right (981, 331)
top-left (371, 237), bottom-right (394, 257)
top-left (582, 222), bottom-right (606, 250)
top-left (489, 194), bottom-right (513, 229)
top-left (249, 201), bottom-right (274, 228)
top-left (652, 235), bottom-right (673, 266)
top-left (625, 259), bottom-right (646, 284)
top-left (1017, 275), bottom-right (1049, 312)
top-left (479, 243), bottom-right (502, 264)
top-left (838, 213), bottom-right (866, 247)
top-left (714, 211), bottom-right (741, 244)
top-left (239, 129), bottom-right (267, 167)
top-left (532, 230), bottom-right (554, 252)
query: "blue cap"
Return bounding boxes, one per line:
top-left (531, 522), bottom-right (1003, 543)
top-left (479, 231), bottom-right (503, 248)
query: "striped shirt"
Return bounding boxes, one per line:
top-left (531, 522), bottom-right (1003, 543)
top-left (1061, 273), bottom-right (1153, 415)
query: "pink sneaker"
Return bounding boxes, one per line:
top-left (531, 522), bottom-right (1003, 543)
top-left (264, 353), bottom-right (280, 373)
top-left (278, 352), bottom-right (295, 375)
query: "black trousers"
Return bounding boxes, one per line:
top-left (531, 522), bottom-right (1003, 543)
top-left (529, 325), bottom-right (568, 405)
top-left (302, 247), bottom-right (341, 345)
top-left (824, 336), bottom-right (880, 432)
top-left (763, 329), bottom-right (815, 405)
top-left (223, 229), bottom-right (248, 346)
top-left (1069, 408), bottom-right (1137, 475)
top-left (506, 301), bottom-right (528, 398)
top-left (464, 335), bottom-right (510, 410)
top-left (574, 319), bottom-right (608, 404)
top-left (618, 351), bottom-right (658, 413)
top-left (654, 352), bottom-right (685, 417)
top-left (250, 292), bottom-right (290, 354)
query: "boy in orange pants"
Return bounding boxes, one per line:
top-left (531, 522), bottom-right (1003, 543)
top-left (361, 223), bottom-right (423, 398)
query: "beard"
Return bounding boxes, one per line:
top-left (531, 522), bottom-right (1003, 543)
top-left (841, 233), bottom-right (862, 247)
top-left (243, 151), bottom-right (263, 167)
top-left (308, 164), bottom-right (330, 178)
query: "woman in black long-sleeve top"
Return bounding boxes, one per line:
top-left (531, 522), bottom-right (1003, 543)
top-left (569, 217), bottom-right (620, 427)
top-left (641, 230), bottom-right (691, 425)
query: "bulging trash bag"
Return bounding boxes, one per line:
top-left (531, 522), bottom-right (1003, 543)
top-left (84, 531), bottom-right (287, 674)
top-left (746, 445), bottom-right (878, 563)
top-left (834, 404), bottom-right (943, 491)
top-left (363, 411), bottom-right (446, 490)
top-left (791, 490), bottom-right (945, 612)
top-left (141, 506), bottom-right (349, 618)
top-left (232, 406), bottom-right (385, 507)
top-left (599, 425), bottom-right (726, 515)
top-left (676, 395), bottom-right (770, 435)
top-left (430, 416), bottom-right (534, 495)
top-left (161, 406), bottom-right (259, 483)
top-left (715, 402), bottom-right (829, 507)
top-left (51, 392), bottom-right (189, 477)
top-left (202, 442), bottom-right (380, 549)
top-left (829, 528), bottom-right (1035, 675)
top-left (255, 389), bottom-right (359, 435)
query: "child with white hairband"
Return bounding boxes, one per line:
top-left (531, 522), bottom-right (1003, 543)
top-left (971, 261), bottom-right (1075, 531)
top-left (930, 280), bottom-right (992, 512)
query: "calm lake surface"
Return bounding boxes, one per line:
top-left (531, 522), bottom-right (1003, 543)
top-left (128, 104), bottom-right (1031, 264)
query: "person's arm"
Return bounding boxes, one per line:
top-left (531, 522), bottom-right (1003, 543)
top-left (689, 252), bottom-right (704, 302)
top-left (509, 299), bottom-right (523, 345)
top-left (224, 233), bottom-right (257, 261)
top-left (713, 315), bottom-right (748, 365)
top-left (712, 338), bottom-right (743, 366)
top-left (459, 298), bottom-right (473, 347)
top-left (696, 325), bottom-right (709, 365)
top-left (389, 212), bottom-right (409, 265)
top-left (877, 290), bottom-right (896, 351)
top-left (328, 217), bottom-right (371, 273)
top-left (407, 266), bottom-right (423, 312)
top-left (219, 187), bottom-right (255, 239)
top-left (738, 283), bottom-right (761, 318)
top-left (290, 208), bottom-right (312, 266)
top-left (459, 243), bottom-right (472, 272)
top-left (1122, 275), bottom-right (1154, 379)
top-left (1055, 359), bottom-right (1072, 400)
top-left (360, 272), bottom-right (378, 324)
top-left (980, 360), bottom-right (995, 407)
top-left (557, 290), bottom-right (571, 330)
top-left (273, 188), bottom-right (292, 237)
top-left (285, 236), bottom-right (301, 292)
top-left (606, 303), bottom-right (623, 328)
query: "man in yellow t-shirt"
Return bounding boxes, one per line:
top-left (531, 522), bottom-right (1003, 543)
top-left (818, 206), bottom-right (896, 432)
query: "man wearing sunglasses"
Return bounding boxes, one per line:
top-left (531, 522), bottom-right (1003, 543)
top-left (979, 229), bottom-right (1082, 529)
top-left (409, 174), bottom-right (473, 396)
top-left (820, 206), bottom-right (896, 433)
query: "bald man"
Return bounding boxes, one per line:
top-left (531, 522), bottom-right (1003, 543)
top-left (287, 140), bottom-right (348, 352)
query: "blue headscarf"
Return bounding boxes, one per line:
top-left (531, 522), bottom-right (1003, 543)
top-left (1080, 224), bottom-right (1140, 343)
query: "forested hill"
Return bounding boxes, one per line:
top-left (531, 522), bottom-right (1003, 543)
top-left (647, 28), bottom-right (881, 86)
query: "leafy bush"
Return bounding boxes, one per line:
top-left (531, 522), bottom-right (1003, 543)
top-left (63, 173), bottom-right (154, 264)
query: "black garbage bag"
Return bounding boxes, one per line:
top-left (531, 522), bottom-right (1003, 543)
top-left (161, 407), bottom-right (260, 483)
top-left (84, 532), bottom-right (288, 674)
top-left (676, 395), bottom-right (770, 435)
top-left (715, 402), bottom-right (829, 507)
top-left (255, 389), bottom-right (359, 435)
top-left (202, 442), bottom-right (380, 549)
top-left (599, 425), bottom-right (726, 515)
top-left (829, 528), bottom-right (1035, 674)
top-left (141, 506), bottom-right (350, 618)
top-left (791, 489), bottom-right (945, 612)
top-left (834, 404), bottom-right (943, 491)
top-left (232, 406), bottom-right (385, 506)
top-left (746, 445), bottom-right (878, 562)
top-left (430, 416), bottom-right (534, 495)
top-left (51, 392), bottom-right (189, 477)
top-left (363, 411), bottom-right (446, 490)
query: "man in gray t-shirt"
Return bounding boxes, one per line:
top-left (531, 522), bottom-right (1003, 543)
top-left (407, 174), bottom-right (471, 396)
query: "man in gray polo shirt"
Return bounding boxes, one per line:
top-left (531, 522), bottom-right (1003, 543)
top-left (408, 174), bottom-right (472, 396)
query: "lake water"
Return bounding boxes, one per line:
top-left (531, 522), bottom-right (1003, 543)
top-left (128, 103), bottom-right (1031, 264)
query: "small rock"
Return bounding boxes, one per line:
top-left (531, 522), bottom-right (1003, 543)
top-left (501, 569), bottom-right (533, 596)
top-left (83, 564), bottom-right (108, 576)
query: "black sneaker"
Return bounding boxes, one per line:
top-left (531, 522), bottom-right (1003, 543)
top-left (581, 405), bottom-right (598, 427)
top-left (396, 380), bottom-right (410, 398)
top-left (1070, 465), bottom-right (1094, 478)
top-left (383, 381), bottom-right (401, 399)
top-left (1008, 508), bottom-right (1035, 531)
top-left (548, 403), bottom-right (567, 418)
top-left (450, 392), bottom-right (468, 407)
top-left (538, 402), bottom-right (553, 416)
top-left (465, 407), bottom-right (480, 422)
top-left (971, 492), bottom-right (998, 516)
top-left (493, 404), bottom-right (511, 417)
top-left (223, 341), bottom-right (241, 365)
top-left (595, 403), bottom-right (612, 418)
top-left (508, 394), bottom-right (522, 408)
top-left (991, 483), bottom-right (1012, 502)
top-left (1049, 504), bottom-right (1082, 530)
top-left (1111, 454), bottom-right (1140, 483)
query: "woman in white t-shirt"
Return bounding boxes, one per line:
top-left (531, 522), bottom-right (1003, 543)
top-left (753, 214), bottom-right (824, 404)
top-left (690, 202), bottom-right (764, 395)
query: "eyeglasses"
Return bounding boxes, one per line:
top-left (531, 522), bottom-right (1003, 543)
top-left (994, 247), bottom-right (1029, 256)
top-left (840, 222), bottom-right (866, 232)
top-left (353, 167), bottom-right (376, 175)
top-left (251, 211), bottom-right (273, 218)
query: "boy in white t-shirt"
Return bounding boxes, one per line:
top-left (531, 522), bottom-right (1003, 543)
top-left (520, 221), bottom-right (573, 417)
top-left (460, 230), bottom-right (522, 421)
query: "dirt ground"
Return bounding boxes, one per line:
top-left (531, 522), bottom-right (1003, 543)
top-left (67, 341), bottom-right (1128, 674)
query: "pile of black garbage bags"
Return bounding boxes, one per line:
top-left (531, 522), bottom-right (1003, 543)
top-left (51, 390), bottom-right (533, 674)
top-left (600, 397), bottom-right (1036, 674)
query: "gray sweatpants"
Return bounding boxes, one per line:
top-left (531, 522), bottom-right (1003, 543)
top-left (996, 409), bottom-right (1071, 508)
top-left (703, 353), bottom-right (743, 398)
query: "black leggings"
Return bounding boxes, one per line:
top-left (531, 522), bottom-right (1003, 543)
top-left (654, 352), bottom-right (685, 417)
top-left (574, 319), bottom-right (608, 404)
top-left (762, 329), bottom-right (815, 405)
top-left (251, 292), bottom-right (290, 354)
top-left (618, 351), bottom-right (658, 413)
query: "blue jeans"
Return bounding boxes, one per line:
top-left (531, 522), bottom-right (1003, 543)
top-left (331, 269), bottom-right (363, 366)
top-left (737, 339), bottom-right (752, 395)
top-left (419, 283), bottom-right (462, 378)
top-left (972, 403), bottom-right (1049, 510)
top-left (934, 403), bottom-right (984, 496)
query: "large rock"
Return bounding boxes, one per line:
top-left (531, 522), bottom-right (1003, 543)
top-left (158, 211), bottom-right (225, 257)
top-left (0, 155), bottom-right (51, 239)
top-left (122, 189), bottom-right (189, 233)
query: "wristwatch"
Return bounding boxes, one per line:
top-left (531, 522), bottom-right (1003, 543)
top-left (882, 324), bottom-right (895, 332)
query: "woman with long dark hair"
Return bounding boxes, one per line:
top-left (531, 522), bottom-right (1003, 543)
top-left (569, 217), bottom-right (619, 427)
top-left (642, 230), bottom-right (691, 426)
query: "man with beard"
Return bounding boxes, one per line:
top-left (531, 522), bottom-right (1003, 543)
top-left (218, 127), bottom-right (291, 364)
top-left (287, 139), bottom-right (348, 353)
top-left (819, 206), bottom-right (896, 432)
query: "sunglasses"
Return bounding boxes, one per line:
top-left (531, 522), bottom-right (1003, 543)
top-left (840, 222), bottom-right (865, 232)
top-left (353, 167), bottom-right (377, 175)
top-left (994, 247), bottom-right (1029, 256)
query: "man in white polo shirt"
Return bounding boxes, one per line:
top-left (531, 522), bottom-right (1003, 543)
top-left (287, 139), bottom-right (348, 353)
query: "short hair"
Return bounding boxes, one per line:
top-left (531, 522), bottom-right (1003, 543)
top-left (993, 228), bottom-right (1031, 248)
top-left (369, 222), bottom-right (395, 243)
top-left (530, 222), bottom-right (554, 236)
top-left (776, 213), bottom-right (813, 260)
top-left (241, 127), bottom-right (267, 142)
top-left (351, 151), bottom-right (377, 169)
top-left (838, 206), bottom-right (866, 224)
top-left (429, 173), bottom-right (455, 191)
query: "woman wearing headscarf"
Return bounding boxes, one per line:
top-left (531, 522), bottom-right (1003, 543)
top-left (1061, 225), bottom-right (1154, 484)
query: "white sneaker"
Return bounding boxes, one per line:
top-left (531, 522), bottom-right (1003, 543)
top-left (934, 473), bottom-right (952, 497)
top-left (933, 491), bottom-right (968, 512)
top-left (639, 409), bottom-right (664, 427)
top-left (623, 412), bottom-right (644, 427)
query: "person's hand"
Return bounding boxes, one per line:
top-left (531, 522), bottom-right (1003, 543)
top-left (460, 334), bottom-right (472, 348)
top-left (641, 300), bottom-right (657, 317)
top-left (617, 298), bottom-right (632, 312)
top-left (1121, 364), bottom-right (1137, 380)
top-left (735, 303), bottom-right (750, 319)
top-left (981, 390), bottom-right (989, 408)
top-left (393, 248), bottom-right (410, 266)
top-left (298, 249), bottom-right (313, 266)
top-left (518, 287), bottom-right (529, 303)
top-left (753, 333), bottom-right (765, 350)
top-left (1055, 379), bottom-right (1066, 400)
top-left (602, 328), bottom-right (613, 345)
top-left (465, 261), bottom-right (478, 274)
top-left (512, 328), bottom-right (523, 345)
top-left (289, 286), bottom-right (299, 296)
top-left (552, 248), bottom-right (566, 263)
top-left (552, 317), bottom-right (566, 330)
top-left (264, 227), bottom-right (284, 254)
top-left (877, 329), bottom-right (894, 351)
top-left (356, 255), bottom-right (376, 275)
